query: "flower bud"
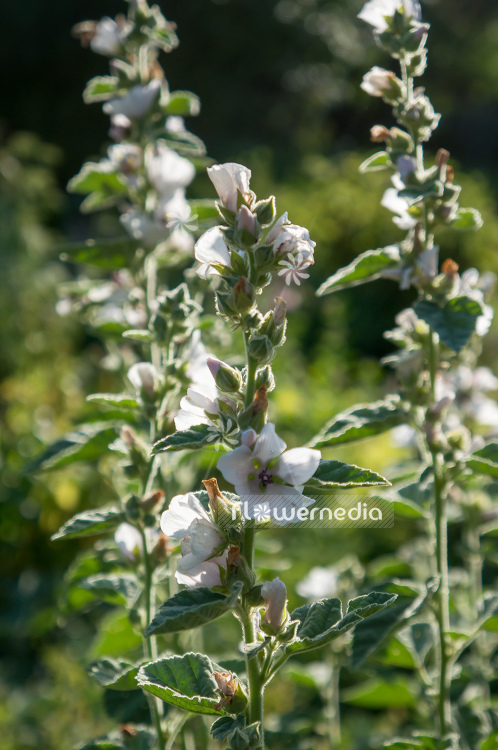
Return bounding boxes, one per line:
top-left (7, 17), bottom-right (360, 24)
top-left (202, 477), bottom-right (233, 523)
top-left (238, 385), bottom-right (269, 431)
top-left (370, 125), bottom-right (393, 143)
top-left (128, 362), bottom-right (159, 400)
top-left (254, 243), bottom-right (276, 269)
top-left (212, 671), bottom-right (248, 714)
top-left (247, 334), bottom-right (274, 364)
top-left (207, 358), bottom-right (243, 393)
top-left (255, 196), bottom-right (276, 226)
top-left (230, 276), bottom-right (256, 314)
top-left (273, 297), bottom-right (287, 328)
top-left (207, 163), bottom-right (252, 213)
top-left (260, 577), bottom-right (287, 635)
top-left (236, 205), bottom-right (258, 241)
top-left (254, 365), bottom-right (276, 393)
top-left (141, 489), bottom-right (165, 512)
top-left (361, 67), bottom-right (403, 101)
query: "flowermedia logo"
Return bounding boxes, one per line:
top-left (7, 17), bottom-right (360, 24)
top-left (277, 252), bottom-right (312, 286)
top-left (223, 494), bottom-right (394, 528)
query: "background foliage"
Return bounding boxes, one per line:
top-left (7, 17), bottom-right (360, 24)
top-left (1, 0), bottom-right (498, 748)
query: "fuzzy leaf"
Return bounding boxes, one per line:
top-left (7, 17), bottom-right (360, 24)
top-left (164, 90), bottom-right (201, 117)
top-left (309, 396), bottom-right (405, 447)
top-left (466, 442), bottom-right (498, 478)
top-left (145, 584), bottom-right (242, 637)
top-left (27, 423), bottom-right (117, 472)
top-left (87, 393), bottom-right (140, 410)
top-left (359, 151), bottom-right (391, 172)
top-left (137, 653), bottom-right (228, 715)
top-left (306, 459), bottom-right (390, 488)
top-left (152, 424), bottom-right (214, 454)
top-left (88, 658), bottom-right (141, 691)
top-left (83, 75), bottom-right (120, 103)
top-left (342, 678), bottom-right (416, 709)
top-left (347, 592), bottom-right (398, 618)
top-left (210, 715), bottom-right (246, 742)
top-left (68, 163), bottom-right (128, 213)
top-left (80, 574), bottom-right (141, 607)
top-left (451, 207), bottom-right (483, 231)
top-left (59, 237), bottom-right (138, 270)
top-left (414, 296), bottom-right (483, 353)
top-left (317, 247), bottom-right (400, 295)
top-left (51, 505), bottom-right (125, 542)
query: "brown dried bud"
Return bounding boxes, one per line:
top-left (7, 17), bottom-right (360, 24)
top-left (370, 125), bottom-right (392, 143)
top-left (141, 489), bottom-right (165, 512)
top-left (72, 21), bottom-right (97, 47)
top-left (120, 725), bottom-right (138, 738)
top-left (253, 385), bottom-right (268, 415)
top-left (227, 545), bottom-right (241, 567)
top-left (121, 426), bottom-right (139, 447)
top-left (436, 148), bottom-right (450, 167)
top-left (152, 533), bottom-right (170, 562)
top-left (273, 297), bottom-right (287, 328)
top-left (202, 478), bottom-right (224, 511)
top-left (445, 166), bottom-right (454, 185)
top-left (442, 258), bottom-right (459, 279)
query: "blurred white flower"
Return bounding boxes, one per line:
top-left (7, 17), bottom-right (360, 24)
top-left (296, 566), bottom-right (339, 599)
top-left (361, 67), bottom-right (398, 97)
top-left (207, 162), bottom-right (252, 213)
top-left (104, 80), bottom-right (161, 120)
top-left (381, 187), bottom-right (417, 230)
top-left (145, 142), bottom-right (195, 201)
top-left (115, 523), bottom-right (143, 561)
top-left (90, 16), bottom-right (123, 56)
top-left (358, 0), bottom-right (421, 32)
top-left (160, 493), bottom-right (227, 587)
top-left (128, 362), bottom-right (159, 398)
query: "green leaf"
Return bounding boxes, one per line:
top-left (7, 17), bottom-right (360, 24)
top-left (122, 330), bottom-right (155, 343)
top-left (59, 237), bottom-right (138, 270)
top-left (285, 599), bottom-right (361, 654)
top-left (480, 732), bottom-right (498, 750)
top-left (68, 163), bottom-right (128, 213)
top-left (359, 151), bottom-right (391, 172)
top-left (309, 396), bottom-right (405, 447)
top-left (83, 75), bottom-right (119, 103)
top-left (88, 658), bottom-right (141, 691)
top-left (80, 574), bottom-right (141, 607)
top-left (87, 393), bottom-right (140, 410)
top-left (27, 423), bottom-right (117, 472)
top-left (380, 494), bottom-right (429, 519)
top-left (306, 459), bottom-right (390, 488)
top-left (451, 207), bottom-right (483, 231)
top-left (78, 726), bottom-right (156, 750)
top-left (351, 583), bottom-right (434, 666)
top-left (137, 653), bottom-right (228, 715)
top-left (347, 592), bottom-right (398, 618)
top-left (164, 90), bottom-right (201, 117)
top-left (51, 505), bottom-right (125, 542)
top-left (317, 247), bottom-right (400, 295)
top-left (210, 715), bottom-right (246, 742)
top-left (466, 442), bottom-right (498, 478)
top-left (342, 678), bottom-right (416, 709)
top-left (188, 199), bottom-right (219, 223)
top-left (398, 622), bottom-right (434, 668)
top-left (152, 424), bottom-right (214, 454)
top-left (145, 584), bottom-right (241, 637)
top-left (92, 611), bottom-right (142, 658)
top-left (414, 296), bottom-right (483, 353)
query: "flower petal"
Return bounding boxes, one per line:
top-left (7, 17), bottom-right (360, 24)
top-left (160, 493), bottom-right (210, 539)
top-left (217, 445), bottom-right (253, 486)
top-left (253, 423), bottom-right (286, 465)
top-left (274, 448), bottom-right (321, 486)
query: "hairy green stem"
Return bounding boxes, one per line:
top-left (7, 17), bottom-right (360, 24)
top-left (427, 331), bottom-right (451, 738)
top-left (140, 526), bottom-right (166, 750)
top-left (243, 331), bottom-right (257, 409)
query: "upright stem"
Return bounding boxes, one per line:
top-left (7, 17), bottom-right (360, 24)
top-left (240, 526), bottom-right (264, 748)
top-left (243, 331), bottom-right (257, 409)
top-left (140, 526), bottom-right (166, 750)
top-left (427, 331), bottom-right (451, 738)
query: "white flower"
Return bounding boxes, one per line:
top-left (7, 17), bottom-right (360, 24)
top-left (114, 523), bottom-right (143, 561)
top-left (194, 226), bottom-right (231, 279)
top-left (145, 143), bottom-right (195, 201)
top-left (381, 187), bottom-right (417, 230)
top-left (261, 577), bottom-right (287, 632)
top-left (457, 268), bottom-right (494, 337)
top-left (160, 493), bottom-right (227, 588)
top-left (358, 0), bottom-right (421, 33)
top-left (267, 213), bottom-right (315, 265)
top-left (128, 362), bottom-right (159, 397)
top-left (296, 566), bottom-right (339, 600)
top-left (104, 80), bottom-right (161, 120)
top-left (175, 386), bottom-right (220, 430)
top-left (165, 116), bottom-right (185, 133)
top-left (120, 209), bottom-right (169, 248)
top-left (217, 423), bottom-right (321, 520)
top-left (207, 163), bottom-right (252, 213)
top-left (361, 67), bottom-right (397, 97)
top-left (90, 17), bottom-right (123, 56)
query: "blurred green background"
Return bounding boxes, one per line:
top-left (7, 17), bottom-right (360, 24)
top-left (1, 0), bottom-right (498, 748)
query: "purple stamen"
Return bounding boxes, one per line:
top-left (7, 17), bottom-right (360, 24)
top-left (258, 468), bottom-right (273, 487)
